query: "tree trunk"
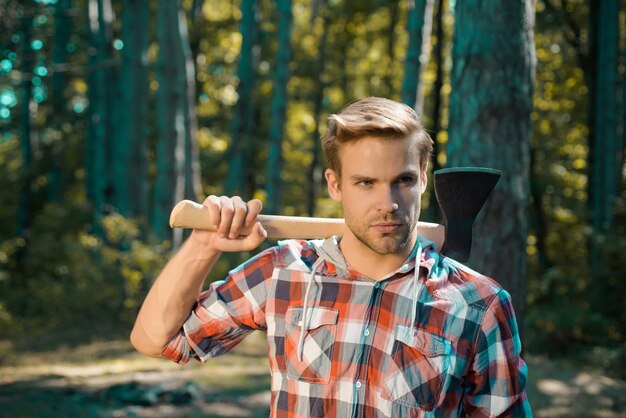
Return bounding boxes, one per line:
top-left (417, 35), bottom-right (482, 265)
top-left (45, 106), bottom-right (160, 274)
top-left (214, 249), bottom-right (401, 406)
top-left (385, 0), bottom-right (400, 97)
top-left (152, 0), bottom-right (187, 244)
top-left (190, 0), bottom-right (204, 27)
top-left (414, 0), bottom-right (435, 116)
top-left (308, 13), bottom-right (329, 217)
top-left (225, 0), bottom-right (258, 198)
top-left (421, 0), bottom-right (444, 223)
top-left (48, 0), bottom-right (72, 202)
top-left (622, 26), bottom-right (626, 182)
top-left (586, 0), bottom-right (598, 241)
top-left (591, 0), bottom-right (619, 233)
top-left (401, 0), bottom-right (434, 114)
top-left (447, 0), bottom-right (536, 329)
top-left (18, 0), bottom-right (35, 239)
top-left (189, 0), bottom-right (204, 104)
top-left (336, 11), bottom-right (351, 99)
top-left (430, 0), bottom-right (444, 172)
top-left (114, 0), bottom-right (150, 222)
top-left (85, 0), bottom-right (115, 236)
top-left (588, 0), bottom-right (620, 283)
top-left (179, 2), bottom-right (202, 203)
top-left (529, 147), bottom-right (553, 271)
top-left (265, 0), bottom-right (293, 214)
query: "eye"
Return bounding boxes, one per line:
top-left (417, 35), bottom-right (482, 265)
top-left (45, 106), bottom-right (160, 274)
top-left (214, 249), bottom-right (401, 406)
top-left (397, 176), bottom-right (416, 185)
top-left (357, 179), bottom-right (374, 186)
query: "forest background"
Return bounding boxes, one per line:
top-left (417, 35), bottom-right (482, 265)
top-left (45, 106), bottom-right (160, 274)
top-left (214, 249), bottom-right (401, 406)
top-left (0, 0), bottom-right (625, 416)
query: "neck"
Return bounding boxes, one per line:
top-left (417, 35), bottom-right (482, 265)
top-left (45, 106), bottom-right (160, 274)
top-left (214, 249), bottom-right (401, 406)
top-left (339, 229), bottom-right (418, 281)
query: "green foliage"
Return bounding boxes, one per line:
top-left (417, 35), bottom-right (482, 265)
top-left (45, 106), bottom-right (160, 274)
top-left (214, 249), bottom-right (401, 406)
top-left (0, 201), bottom-right (169, 335)
top-left (523, 0), bottom-right (626, 369)
top-left (526, 195), bottom-right (626, 378)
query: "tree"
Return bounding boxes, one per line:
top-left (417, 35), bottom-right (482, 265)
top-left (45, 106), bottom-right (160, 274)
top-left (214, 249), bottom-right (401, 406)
top-left (85, 0), bottom-right (115, 236)
top-left (17, 1), bottom-right (35, 239)
top-left (622, 30), bottom-right (626, 177)
top-left (421, 0), bottom-right (445, 223)
top-left (113, 0), bottom-right (150, 222)
top-left (384, 0), bottom-right (400, 97)
top-left (539, 0), bottom-right (623, 271)
top-left (401, 0), bottom-right (435, 115)
top-left (224, 0), bottom-right (258, 198)
top-left (307, 11), bottom-right (330, 217)
top-left (446, 0), bottom-right (536, 327)
top-left (586, 0), bottom-right (622, 332)
top-left (48, 0), bottom-right (72, 202)
top-left (181, 5), bottom-right (202, 207)
top-left (188, 0), bottom-right (204, 105)
top-left (152, 0), bottom-right (200, 244)
top-left (590, 0), bottom-right (620, 235)
top-left (265, 0), bottom-right (293, 214)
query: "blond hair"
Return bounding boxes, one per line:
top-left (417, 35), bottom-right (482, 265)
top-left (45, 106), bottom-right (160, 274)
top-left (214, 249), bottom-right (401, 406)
top-left (322, 97), bottom-right (433, 178)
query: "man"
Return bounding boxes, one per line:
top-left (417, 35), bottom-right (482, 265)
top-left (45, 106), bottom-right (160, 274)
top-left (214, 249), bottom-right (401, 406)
top-left (131, 97), bottom-right (531, 417)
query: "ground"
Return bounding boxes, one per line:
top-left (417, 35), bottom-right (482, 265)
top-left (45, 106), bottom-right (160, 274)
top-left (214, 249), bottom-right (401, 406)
top-left (1, 332), bottom-right (624, 417)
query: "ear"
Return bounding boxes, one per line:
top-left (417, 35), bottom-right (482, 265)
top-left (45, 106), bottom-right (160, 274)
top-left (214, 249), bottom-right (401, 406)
top-left (419, 163), bottom-right (428, 194)
top-left (325, 169), bottom-right (342, 202)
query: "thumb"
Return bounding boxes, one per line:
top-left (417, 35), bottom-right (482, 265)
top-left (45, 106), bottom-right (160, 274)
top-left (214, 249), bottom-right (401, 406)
top-left (251, 222), bottom-right (267, 242)
top-left (241, 222), bottom-right (267, 249)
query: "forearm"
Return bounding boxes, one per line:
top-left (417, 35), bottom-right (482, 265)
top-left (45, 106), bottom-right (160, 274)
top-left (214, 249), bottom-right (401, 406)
top-left (130, 236), bottom-right (221, 357)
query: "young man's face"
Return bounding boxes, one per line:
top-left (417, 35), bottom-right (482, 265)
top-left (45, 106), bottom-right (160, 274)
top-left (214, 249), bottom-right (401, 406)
top-left (325, 135), bottom-right (428, 255)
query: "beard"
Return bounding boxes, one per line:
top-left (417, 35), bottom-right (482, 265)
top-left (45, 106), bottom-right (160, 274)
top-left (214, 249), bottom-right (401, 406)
top-left (344, 212), bottom-right (415, 255)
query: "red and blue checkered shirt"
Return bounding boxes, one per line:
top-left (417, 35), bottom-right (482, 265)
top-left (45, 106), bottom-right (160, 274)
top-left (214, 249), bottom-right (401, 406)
top-left (162, 236), bottom-right (531, 417)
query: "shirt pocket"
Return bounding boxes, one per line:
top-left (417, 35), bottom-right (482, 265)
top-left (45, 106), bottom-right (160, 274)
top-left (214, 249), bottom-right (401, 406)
top-left (284, 306), bottom-right (339, 384)
top-left (382, 324), bottom-right (452, 411)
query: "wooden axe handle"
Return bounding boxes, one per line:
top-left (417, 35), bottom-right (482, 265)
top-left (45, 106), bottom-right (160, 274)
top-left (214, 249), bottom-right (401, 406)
top-left (170, 200), bottom-right (444, 248)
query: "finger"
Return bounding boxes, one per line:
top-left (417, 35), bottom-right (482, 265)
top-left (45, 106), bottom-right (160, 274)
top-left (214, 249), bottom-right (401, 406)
top-left (229, 196), bottom-right (248, 239)
top-left (212, 222), bottom-right (267, 252)
top-left (244, 199), bottom-right (263, 228)
top-left (218, 196), bottom-right (235, 238)
top-left (203, 195), bottom-right (221, 230)
top-left (228, 222), bottom-right (267, 252)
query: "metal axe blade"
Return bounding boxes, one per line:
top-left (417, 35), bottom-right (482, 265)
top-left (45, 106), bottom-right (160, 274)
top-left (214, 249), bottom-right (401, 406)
top-left (434, 167), bottom-right (502, 262)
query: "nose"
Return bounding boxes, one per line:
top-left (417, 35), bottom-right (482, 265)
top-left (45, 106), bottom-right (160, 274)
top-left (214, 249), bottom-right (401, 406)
top-left (377, 185), bottom-right (399, 213)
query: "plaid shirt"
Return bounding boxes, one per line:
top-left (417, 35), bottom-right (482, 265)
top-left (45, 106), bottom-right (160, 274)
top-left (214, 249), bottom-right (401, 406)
top-left (162, 236), bottom-right (532, 417)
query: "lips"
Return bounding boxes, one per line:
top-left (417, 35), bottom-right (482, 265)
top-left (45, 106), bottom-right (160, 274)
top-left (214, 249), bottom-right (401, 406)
top-left (371, 223), bottom-right (403, 234)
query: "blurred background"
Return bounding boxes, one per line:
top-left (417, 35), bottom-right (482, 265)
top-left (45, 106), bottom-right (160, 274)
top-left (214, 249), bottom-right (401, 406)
top-left (0, 0), bottom-right (625, 417)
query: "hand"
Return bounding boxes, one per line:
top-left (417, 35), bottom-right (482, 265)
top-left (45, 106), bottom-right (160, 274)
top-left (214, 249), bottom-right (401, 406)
top-left (190, 196), bottom-right (267, 252)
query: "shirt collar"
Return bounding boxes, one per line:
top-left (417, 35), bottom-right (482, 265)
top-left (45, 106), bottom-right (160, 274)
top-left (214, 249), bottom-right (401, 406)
top-left (316, 235), bottom-right (440, 281)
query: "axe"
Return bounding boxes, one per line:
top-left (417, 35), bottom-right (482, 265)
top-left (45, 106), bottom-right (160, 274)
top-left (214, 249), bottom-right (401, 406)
top-left (169, 167), bottom-right (501, 262)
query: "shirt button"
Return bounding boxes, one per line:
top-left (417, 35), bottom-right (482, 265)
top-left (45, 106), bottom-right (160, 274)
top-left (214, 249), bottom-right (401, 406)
top-left (363, 329), bottom-right (370, 337)
top-left (355, 381), bottom-right (362, 389)
top-left (374, 282), bottom-right (381, 289)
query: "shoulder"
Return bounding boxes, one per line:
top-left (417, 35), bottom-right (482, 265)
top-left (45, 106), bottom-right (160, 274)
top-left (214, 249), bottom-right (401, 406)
top-left (426, 253), bottom-right (505, 311)
top-left (272, 239), bottom-right (321, 270)
top-left (227, 239), bottom-right (320, 280)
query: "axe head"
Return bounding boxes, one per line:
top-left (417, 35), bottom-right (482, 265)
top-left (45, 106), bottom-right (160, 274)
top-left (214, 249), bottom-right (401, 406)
top-left (434, 167), bottom-right (501, 262)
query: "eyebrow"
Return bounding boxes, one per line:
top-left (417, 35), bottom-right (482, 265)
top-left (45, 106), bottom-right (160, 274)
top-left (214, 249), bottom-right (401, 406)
top-left (349, 171), bottom-right (419, 182)
top-left (350, 175), bottom-right (375, 182)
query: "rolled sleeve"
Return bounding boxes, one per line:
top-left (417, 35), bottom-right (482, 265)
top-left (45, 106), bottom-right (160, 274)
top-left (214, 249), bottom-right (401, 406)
top-left (462, 289), bottom-right (532, 417)
top-left (161, 247), bottom-right (277, 364)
